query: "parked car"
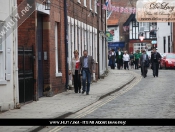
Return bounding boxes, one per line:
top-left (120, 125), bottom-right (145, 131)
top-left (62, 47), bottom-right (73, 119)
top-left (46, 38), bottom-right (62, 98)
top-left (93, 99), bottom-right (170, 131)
top-left (160, 53), bottom-right (175, 69)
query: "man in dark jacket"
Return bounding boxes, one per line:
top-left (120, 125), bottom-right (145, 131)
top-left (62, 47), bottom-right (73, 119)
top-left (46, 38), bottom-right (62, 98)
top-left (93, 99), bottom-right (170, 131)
top-left (140, 50), bottom-right (149, 78)
top-left (116, 48), bottom-right (123, 70)
top-left (151, 48), bottom-right (161, 77)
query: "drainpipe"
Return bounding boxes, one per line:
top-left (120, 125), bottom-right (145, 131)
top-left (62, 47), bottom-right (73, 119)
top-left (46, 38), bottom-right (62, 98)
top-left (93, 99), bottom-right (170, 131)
top-left (12, 0), bottom-right (19, 108)
top-left (97, 1), bottom-right (100, 79)
top-left (64, 0), bottom-right (69, 90)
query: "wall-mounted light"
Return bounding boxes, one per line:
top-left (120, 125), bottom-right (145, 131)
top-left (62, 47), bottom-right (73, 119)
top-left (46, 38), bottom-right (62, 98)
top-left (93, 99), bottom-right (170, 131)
top-left (45, 0), bottom-right (51, 10)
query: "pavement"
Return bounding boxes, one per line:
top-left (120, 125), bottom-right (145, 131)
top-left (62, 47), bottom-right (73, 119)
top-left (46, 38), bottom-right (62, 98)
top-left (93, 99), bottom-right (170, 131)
top-left (0, 69), bottom-right (135, 132)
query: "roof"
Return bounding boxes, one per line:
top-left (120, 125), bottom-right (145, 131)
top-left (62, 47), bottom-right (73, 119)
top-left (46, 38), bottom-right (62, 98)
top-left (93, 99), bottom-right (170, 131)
top-left (123, 14), bottom-right (136, 26)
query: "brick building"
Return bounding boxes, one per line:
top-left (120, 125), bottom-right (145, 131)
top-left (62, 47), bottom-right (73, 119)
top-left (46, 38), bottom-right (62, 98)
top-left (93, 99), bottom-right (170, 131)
top-left (107, 0), bottom-right (137, 51)
top-left (17, 0), bottom-right (66, 104)
top-left (67, 0), bottom-right (107, 79)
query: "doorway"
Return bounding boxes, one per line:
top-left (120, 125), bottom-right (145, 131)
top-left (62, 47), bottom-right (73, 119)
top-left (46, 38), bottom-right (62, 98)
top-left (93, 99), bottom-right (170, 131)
top-left (37, 13), bottom-right (44, 97)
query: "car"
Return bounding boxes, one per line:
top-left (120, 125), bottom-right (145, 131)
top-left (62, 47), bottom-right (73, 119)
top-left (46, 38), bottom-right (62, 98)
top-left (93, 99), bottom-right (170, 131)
top-left (160, 53), bottom-right (175, 69)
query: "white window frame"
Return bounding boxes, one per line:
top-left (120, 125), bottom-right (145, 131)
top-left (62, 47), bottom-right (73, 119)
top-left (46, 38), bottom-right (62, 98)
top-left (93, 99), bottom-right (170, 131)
top-left (81, 22), bottom-right (84, 56)
top-left (78, 21), bottom-right (81, 56)
top-left (75, 21), bottom-right (78, 50)
top-left (55, 22), bottom-right (62, 77)
top-left (84, 0), bottom-right (87, 7)
top-left (84, 24), bottom-right (87, 50)
top-left (94, 0), bottom-right (97, 13)
top-left (90, 0), bottom-right (92, 10)
top-left (140, 22), bottom-right (149, 31)
top-left (77, 0), bottom-right (81, 4)
top-left (0, 22), bottom-right (7, 84)
top-left (95, 29), bottom-right (97, 62)
top-left (68, 17), bottom-right (71, 65)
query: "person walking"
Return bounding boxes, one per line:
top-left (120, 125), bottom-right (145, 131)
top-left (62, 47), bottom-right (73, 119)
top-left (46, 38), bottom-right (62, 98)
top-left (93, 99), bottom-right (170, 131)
top-left (108, 50), bottom-right (112, 68)
top-left (110, 49), bottom-right (116, 69)
top-left (69, 50), bottom-right (81, 93)
top-left (151, 48), bottom-right (161, 77)
top-left (130, 52), bottom-right (134, 69)
top-left (116, 48), bottom-right (123, 70)
top-left (123, 51), bottom-right (130, 70)
top-left (79, 50), bottom-right (95, 95)
top-left (139, 50), bottom-right (149, 78)
top-left (134, 50), bottom-right (140, 69)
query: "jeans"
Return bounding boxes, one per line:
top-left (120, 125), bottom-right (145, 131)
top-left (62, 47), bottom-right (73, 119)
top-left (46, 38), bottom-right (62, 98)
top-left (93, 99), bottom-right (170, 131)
top-left (82, 68), bottom-right (91, 93)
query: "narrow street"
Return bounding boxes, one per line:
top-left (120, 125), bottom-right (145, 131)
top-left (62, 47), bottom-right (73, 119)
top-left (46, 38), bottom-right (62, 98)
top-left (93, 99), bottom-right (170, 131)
top-left (39, 69), bottom-right (175, 132)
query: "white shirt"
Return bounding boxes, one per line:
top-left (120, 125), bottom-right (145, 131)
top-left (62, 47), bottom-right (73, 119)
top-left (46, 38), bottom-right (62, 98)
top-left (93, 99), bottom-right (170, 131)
top-left (123, 54), bottom-right (130, 61)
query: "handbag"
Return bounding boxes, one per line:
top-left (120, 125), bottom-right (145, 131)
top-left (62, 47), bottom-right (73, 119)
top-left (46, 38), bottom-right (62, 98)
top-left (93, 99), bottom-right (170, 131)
top-left (144, 60), bottom-right (149, 67)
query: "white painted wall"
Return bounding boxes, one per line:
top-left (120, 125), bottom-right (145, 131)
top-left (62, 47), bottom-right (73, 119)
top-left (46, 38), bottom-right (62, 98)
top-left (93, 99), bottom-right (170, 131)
top-left (157, 22), bottom-right (172, 53)
top-left (107, 26), bottom-right (119, 42)
top-left (0, 0), bottom-right (18, 111)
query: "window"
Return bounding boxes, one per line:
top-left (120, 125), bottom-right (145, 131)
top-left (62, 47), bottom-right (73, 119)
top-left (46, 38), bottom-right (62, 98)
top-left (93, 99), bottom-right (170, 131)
top-left (168, 36), bottom-right (170, 53)
top-left (133, 43), bottom-right (146, 53)
top-left (0, 23), bottom-right (6, 84)
top-left (55, 22), bottom-right (62, 77)
top-left (94, 0), bottom-right (97, 13)
top-left (77, 0), bottom-right (81, 3)
top-left (0, 34), bottom-right (5, 82)
top-left (140, 22), bottom-right (149, 31)
top-left (163, 37), bottom-right (166, 53)
top-left (90, 0), bottom-right (92, 10)
top-left (84, 0), bottom-right (86, 7)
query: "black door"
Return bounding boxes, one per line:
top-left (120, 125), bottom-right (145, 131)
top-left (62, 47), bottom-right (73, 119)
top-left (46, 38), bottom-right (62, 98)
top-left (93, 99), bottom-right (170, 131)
top-left (18, 46), bottom-right (34, 103)
top-left (37, 13), bottom-right (44, 97)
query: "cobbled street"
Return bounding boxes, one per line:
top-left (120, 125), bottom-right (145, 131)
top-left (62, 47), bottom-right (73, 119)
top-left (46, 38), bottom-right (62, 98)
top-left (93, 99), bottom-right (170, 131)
top-left (40, 69), bottom-right (175, 132)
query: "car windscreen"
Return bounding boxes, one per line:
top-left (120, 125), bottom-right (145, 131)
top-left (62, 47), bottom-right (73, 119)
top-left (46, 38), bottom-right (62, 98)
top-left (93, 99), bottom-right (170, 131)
top-left (166, 54), bottom-right (175, 59)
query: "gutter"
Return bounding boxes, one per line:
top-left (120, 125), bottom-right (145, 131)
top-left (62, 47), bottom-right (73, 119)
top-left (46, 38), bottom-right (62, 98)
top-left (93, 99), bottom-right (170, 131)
top-left (64, 0), bottom-right (69, 90)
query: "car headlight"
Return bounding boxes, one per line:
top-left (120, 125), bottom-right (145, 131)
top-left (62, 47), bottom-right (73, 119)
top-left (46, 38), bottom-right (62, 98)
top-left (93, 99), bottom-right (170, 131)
top-left (168, 61), bottom-right (172, 64)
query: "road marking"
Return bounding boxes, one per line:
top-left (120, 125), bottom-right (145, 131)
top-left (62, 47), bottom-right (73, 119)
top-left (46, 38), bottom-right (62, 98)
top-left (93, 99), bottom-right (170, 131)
top-left (49, 72), bottom-right (141, 132)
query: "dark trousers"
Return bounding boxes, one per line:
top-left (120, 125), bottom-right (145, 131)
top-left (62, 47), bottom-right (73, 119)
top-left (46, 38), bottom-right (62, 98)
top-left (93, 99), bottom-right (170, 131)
top-left (111, 64), bottom-right (115, 69)
top-left (141, 64), bottom-right (147, 77)
top-left (73, 70), bottom-right (81, 93)
top-left (117, 59), bottom-right (122, 69)
top-left (153, 62), bottom-right (159, 76)
top-left (124, 61), bottom-right (129, 69)
top-left (135, 59), bottom-right (139, 69)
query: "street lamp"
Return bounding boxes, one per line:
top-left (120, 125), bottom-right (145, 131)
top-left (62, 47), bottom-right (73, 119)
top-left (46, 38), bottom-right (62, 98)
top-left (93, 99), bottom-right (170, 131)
top-left (139, 33), bottom-right (145, 52)
top-left (45, 0), bottom-right (51, 10)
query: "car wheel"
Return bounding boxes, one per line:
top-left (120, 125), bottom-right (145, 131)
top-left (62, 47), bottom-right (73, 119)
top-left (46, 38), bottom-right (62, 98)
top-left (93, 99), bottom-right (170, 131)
top-left (165, 64), bottom-right (167, 69)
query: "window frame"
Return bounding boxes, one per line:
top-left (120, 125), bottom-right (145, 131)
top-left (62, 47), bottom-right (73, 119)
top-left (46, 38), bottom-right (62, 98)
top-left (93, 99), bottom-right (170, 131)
top-left (0, 24), bottom-right (7, 84)
top-left (94, 0), bottom-right (97, 13)
top-left (84, 0), bottom-right (87, 7)
top-left (90, 0), bottom-right (92, 10)
top-left (77, 0), bottom-right (81, 4)
top-left (55, 22), bottom-right (62, 77)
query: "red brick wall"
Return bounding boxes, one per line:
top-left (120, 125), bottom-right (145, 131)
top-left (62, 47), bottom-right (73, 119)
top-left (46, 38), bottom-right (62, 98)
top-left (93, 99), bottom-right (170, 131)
top-left (67, 0), bottom-right (106, 78)
top-left (18, 0), bottom-right (66, 99)
top-left (67, 0), bottom-right (98, 31)
top-left (48, 0), bottom-right (66, 94)
top-left (17, 0), bottom-right (38, 100)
